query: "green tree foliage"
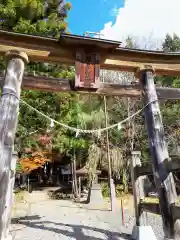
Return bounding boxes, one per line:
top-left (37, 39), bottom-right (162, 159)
top-left (163, 34), bottom-right (180, 52)
top-left (161, 35), bottom-right (180, 155)
top-left (0, 0), bottom-right (72, 37)
top-left (0, 0), bottom-right (82, 157)
top-left (161, 34), bottom-right (180, 87)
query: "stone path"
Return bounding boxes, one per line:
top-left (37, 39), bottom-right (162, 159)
top-left (11, 191), bottom-right (164, 240)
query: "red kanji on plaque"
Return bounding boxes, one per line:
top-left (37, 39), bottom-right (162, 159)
top-left (75, 51), bottom-right (100, 88)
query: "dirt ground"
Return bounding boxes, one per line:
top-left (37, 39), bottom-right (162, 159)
top-left (11, 189), bottom-right (163, 240)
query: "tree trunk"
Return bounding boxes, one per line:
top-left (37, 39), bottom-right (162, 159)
top-left (0, 50), bottom-right (28, 240)
top-left (72, 153), bottom-right (78, 198)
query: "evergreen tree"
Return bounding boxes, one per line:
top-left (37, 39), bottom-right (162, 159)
top-left (0, 1), bottom-right (83, 157)
top-left (161, 34), bottom-right (180, 87)
top-left (163, 34), bottom-right (180, 52)
top-left (0, 0), bottom-right (72, 37)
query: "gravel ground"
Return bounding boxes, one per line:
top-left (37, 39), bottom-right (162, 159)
top-left (11, 196), bottom-right (164, 240)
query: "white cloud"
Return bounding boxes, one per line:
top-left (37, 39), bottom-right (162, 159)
top-left (100, 0), bottom-right (180, 49)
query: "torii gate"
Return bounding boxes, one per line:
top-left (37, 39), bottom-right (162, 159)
top-left (0, 31), bottom-right (180, 240)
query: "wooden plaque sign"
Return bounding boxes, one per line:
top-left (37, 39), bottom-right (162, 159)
top-left (75, 51), bottom-right (100, 88)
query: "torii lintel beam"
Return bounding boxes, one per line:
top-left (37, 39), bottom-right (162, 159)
top-left (0, 30), bottom-right (180, 76)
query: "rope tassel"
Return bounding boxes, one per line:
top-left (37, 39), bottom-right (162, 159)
top-left (50, 119), bottom-right (54, 128)
top-left (76, 129), bottom-right (80, 137)
top-left (97, 130), bottom-right (101, 138)
top-left (118, 123), bottom-right (122, 130)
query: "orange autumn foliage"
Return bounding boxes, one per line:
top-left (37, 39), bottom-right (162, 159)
top-left (20, 152), bottom-right (52, 173)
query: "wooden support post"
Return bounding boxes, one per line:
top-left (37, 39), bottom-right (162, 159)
top-left (72, 149), bottom-right (78, 199)
top-left (103, 93), bottom-right (116, 212)
top-left (130, 151), bottom-right (145, 226)
top-left (0, 50), bottom-right (28, 240)
top-left (139, 67), bottom-right (178, 239)
top-left (78, 176), bottom-right (81, 199)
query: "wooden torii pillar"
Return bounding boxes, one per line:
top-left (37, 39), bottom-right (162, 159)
top-left (0, 50), bottom-right (28, 240)
top-left (138, 66), bottom-right (179, 239)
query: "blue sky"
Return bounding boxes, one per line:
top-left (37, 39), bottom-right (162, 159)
top-left (67, 0), bottom-right (180, 50)
top-left (67, 0), bottom-right (125, 36)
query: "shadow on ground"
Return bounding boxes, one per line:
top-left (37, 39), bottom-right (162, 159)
top-left (12, 215), bottom-right (132, 240)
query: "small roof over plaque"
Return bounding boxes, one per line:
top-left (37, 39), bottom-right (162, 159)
top-left (59, 33), bottom-right (122, 50)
